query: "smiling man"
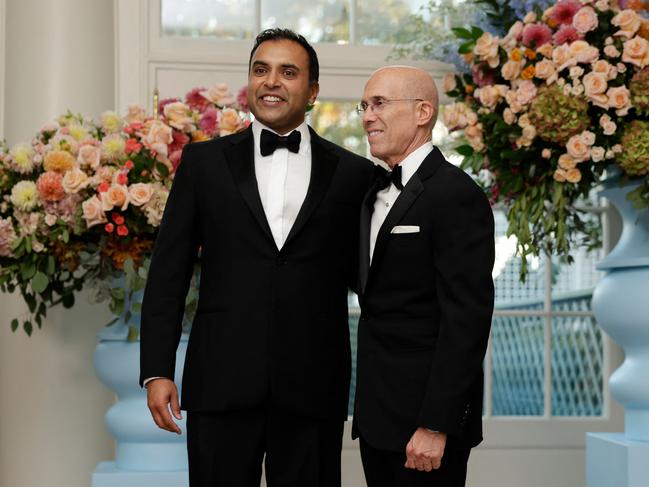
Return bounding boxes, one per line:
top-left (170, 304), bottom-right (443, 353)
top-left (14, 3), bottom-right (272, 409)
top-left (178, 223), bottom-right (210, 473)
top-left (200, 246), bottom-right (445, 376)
top-left (353, 66), bottom-right (495, 487)
top-left (140, 29), bottom-right (373, 487)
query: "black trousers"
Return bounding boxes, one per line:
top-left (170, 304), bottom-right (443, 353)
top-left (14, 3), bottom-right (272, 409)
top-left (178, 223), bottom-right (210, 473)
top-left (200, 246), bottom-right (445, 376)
top-left (359, 436), bottom-right (470, 487)
top-left (187, 405), bottom-right (344, 487)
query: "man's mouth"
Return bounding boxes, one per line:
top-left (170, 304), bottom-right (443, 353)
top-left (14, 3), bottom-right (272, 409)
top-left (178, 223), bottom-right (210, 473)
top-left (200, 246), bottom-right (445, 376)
top-left (259, 95), bottom-right (285, 103)
top-left (367, 130), bottom-right (383, 138)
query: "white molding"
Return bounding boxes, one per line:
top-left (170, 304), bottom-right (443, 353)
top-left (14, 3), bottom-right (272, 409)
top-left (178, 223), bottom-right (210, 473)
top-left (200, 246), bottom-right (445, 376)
top-left (115, 0), bottom-right (149, 112)
top-left (0, 0), bottom-right (6, 138)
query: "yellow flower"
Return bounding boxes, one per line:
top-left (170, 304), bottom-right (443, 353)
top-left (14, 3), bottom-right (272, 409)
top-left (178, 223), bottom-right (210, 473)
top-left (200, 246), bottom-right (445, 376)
top-left (101, 111), bottom-right (123, 133)
top-left (525, 48), bottom-right (537, 60)
top-left (510, 49), bottom-right (523, 62)
top-left (68, 124), bottom-right (89, 142)
top-left (101, 134), bottom-right (126, 161)
top-left (10, 143), bottom-right (35, 173)
top-left (10, 181), bottom-right (39, 211)
top-left (43, 149), bottom-right (75, 173)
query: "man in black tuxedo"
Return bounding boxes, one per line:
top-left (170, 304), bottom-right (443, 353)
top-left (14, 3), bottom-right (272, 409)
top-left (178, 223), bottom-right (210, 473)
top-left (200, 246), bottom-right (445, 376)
top-left (353, 66), bottom-right (495, 486)
top-left (139, 29), bottom-right (373, 487)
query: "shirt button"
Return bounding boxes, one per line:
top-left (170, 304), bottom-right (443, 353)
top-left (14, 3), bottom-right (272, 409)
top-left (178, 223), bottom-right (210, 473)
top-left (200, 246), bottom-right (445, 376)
top-left (385, 202), bottom-right (390, 207)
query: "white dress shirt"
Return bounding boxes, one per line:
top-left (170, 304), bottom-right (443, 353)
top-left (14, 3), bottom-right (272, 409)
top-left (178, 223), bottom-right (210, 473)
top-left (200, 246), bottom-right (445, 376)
top-left (144, 120), bottom-right (312, 387)
top-left (369, 142), bottom-right (434, 263)
top-left (252, 120), bottom-right (311, 250)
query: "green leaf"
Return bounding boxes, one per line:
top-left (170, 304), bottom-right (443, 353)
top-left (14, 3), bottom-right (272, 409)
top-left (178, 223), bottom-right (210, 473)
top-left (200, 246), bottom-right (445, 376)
top-left (105, 317), bottom-right (120, 327)
top-left (458, 41), bottom-right (474, 54)
top-left (127, 325), bottom-right (139, 342)
top-left (131, 302), bottom-right (142, 313)
top-left (32, 272), bottom-right (49, 293)
top-left (62, 293), bottom-right (75, 308)
top-left (62, 229), bottom-right (70, 244)
top-left (156, 163), bottom-right (169, 178)
top-left (455, 144), bottom-right (474, 157)
top-left (11, 319), bottom-right (18, 332)
top-left (470, 26), bottom-right (485, 39)
top-left (451, 27), bottom-right (473, 39)
top-left (47, 256), bottom-right (56, 275)
top-left (25, 293), bottom-right (37, 313)
top-left (20, 262), bottom-right (36, 280)
top-left (25, 236), bottom-right (32, 253)
top-left (23, 321), bottom-right (33, 336)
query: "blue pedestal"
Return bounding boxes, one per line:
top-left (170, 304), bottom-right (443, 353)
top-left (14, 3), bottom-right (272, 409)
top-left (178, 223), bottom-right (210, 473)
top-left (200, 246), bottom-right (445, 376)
top-left (586, 433), bottom-right (649, 487)
top-left (92, 461), bottom-right (188, 487)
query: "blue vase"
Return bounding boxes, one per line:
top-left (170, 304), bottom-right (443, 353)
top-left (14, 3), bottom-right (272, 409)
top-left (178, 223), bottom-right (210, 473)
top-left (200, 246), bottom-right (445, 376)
top-left (587, 175), bottom-right (649, 487)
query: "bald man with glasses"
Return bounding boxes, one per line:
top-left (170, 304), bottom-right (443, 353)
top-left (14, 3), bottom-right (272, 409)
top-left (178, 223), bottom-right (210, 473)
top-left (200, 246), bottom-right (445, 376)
top-left (352, 66), bottom-right (495, 487)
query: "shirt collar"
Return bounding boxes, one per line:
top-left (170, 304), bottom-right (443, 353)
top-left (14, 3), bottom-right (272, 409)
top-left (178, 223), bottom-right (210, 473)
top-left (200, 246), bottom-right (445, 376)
top-left (395, 141), bottom-right (434, 187)
top-left (252, 119), bottom-right (311, 157)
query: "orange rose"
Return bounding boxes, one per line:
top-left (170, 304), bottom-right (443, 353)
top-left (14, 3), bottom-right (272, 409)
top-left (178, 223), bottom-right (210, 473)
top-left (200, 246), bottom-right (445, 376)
top-left (521, 65), bottom-right (535, 79)
top-left (43, 150), bottom-right (75, 173)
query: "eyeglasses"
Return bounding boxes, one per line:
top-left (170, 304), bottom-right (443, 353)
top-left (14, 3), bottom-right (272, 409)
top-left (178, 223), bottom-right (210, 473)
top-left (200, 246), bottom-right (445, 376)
top-left (356, 98), bottom-right (424, 114)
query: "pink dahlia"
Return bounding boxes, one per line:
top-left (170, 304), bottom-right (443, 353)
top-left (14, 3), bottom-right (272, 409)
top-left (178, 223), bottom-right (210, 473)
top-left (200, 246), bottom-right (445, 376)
top-left (522, 23), bottom-right (553, 48)
top-left (199, 107), bottom-right (219, 136)
top-left (472, 64), bottom-right (496, 87)
top-left (549, 0), bottom-right (581, 26)
top-left (553, 24), bottom-right (582, 45)
top-left (185, 87), bottom-right (211, 112)
top-left (36, 171), bottom-right (65, 202)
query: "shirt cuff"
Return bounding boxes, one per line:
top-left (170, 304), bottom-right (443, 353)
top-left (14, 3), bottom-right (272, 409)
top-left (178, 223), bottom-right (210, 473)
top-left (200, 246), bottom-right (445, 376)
top-left (143, 376), bottom-right (164, 387)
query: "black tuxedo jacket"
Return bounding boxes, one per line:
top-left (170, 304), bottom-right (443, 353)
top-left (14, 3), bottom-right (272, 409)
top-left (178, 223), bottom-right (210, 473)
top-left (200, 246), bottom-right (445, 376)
top-left (139, 126), bottom-right (373, 420)
top-left (353, 147), bottom-right (495, 451)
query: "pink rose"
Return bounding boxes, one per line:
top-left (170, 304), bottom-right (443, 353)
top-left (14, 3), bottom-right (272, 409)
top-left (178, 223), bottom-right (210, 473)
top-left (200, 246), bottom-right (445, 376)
top-left (201, 84), bottom-right (235, 107)
top-left (534, 59), bottom-right (556, 80)
top-left (583, 72), bottom-right (608, 106)
top-left (501, 60), bottom-right (523, 80)
top-left (572, 7), bottom-right (598, 34)
top-left (622, 36), bottom-right (649, 68)
top-left (566, 135), bottom-right (591, 162)
top-left (515, 80), bottom-right (538, 106)
top-left (77, 144), bottom-right (101, 169)
top-left (163, 102), bottom-right (195, 131)
top-left (82, 196), bottom-right (107, 228)
top-left (128, 183), bottom-right (154, 206)
top-left (612, 9), bottom-right (641, 38)
top-left (144, 120), bottom-right (173, 156)
top-left (569, 40), bottom-right (599, 64)
top-left (101, 185), bottom-right (129, 211)
top-left (219, 108), bottom-right (245, 135)
top-left (607, 86), bottom-right (632, 115)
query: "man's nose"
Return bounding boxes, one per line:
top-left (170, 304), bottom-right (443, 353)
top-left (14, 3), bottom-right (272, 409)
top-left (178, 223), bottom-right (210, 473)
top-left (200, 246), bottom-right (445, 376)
top-left (264, 70), bottom-right (280, 87)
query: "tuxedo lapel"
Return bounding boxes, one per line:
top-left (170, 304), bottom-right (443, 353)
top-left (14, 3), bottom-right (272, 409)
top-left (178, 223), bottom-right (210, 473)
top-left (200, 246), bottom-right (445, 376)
top-left (368, 147), bottom-right (444, 277)
top-left (224, 127), bottom-right (275, 246)
top-left (284, 129), bottom-right (339, 246)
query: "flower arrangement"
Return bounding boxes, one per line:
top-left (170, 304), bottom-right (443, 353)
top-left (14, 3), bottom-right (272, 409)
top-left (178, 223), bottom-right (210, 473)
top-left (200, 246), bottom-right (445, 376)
top-left (441, 0), bottom-right (649, 275)
top-left (0, 84), bottom-right (249, 335)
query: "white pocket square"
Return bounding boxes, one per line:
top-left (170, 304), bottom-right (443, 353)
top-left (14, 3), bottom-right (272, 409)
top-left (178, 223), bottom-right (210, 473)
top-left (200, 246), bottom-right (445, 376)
top-left (391, 225), bottom-right (420, 234)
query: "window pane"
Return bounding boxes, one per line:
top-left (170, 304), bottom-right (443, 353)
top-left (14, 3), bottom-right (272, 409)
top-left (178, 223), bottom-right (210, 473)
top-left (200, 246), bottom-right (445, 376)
top-left (551, 243), bottom-right (604, 309)
top-left (262, 0), bottom-right (350, 44)
top-left (551, 315), bottom-right (603, 416)
top-left (491, 315), bottom-right (545, 416)
top-left (308, 101), bottom-right (367, 156)
top-left (161, 0), bottom-right (254, 39)
top-left (357, 0), bottom-right (429, 45)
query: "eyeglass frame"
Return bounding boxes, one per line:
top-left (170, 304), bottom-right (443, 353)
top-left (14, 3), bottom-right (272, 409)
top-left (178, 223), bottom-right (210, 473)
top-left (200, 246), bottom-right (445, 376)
top-left (356, 97), bottom-right (424, 114)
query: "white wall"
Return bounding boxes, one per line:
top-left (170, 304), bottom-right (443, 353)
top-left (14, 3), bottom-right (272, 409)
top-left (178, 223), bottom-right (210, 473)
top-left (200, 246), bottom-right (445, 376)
top-left (0, 1), bottom-right (117, 487)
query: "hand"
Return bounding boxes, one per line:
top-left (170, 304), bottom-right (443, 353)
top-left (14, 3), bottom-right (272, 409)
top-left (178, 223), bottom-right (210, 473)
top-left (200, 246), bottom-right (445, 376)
top-left (146, 378), bottom-right (183, 434)
top-left (404, 428), bottom-right (446, 472)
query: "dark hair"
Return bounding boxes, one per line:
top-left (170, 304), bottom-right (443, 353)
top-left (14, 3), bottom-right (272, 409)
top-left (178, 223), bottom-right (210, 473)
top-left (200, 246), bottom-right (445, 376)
top-left (248, 28), bottom-right (319, 85)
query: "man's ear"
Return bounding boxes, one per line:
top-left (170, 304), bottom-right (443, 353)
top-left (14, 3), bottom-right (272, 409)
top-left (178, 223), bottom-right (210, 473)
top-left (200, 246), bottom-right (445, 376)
top-left (417, 101), bottom-right (435, 127)
top-left (309, 83), bottom-right (320, 105)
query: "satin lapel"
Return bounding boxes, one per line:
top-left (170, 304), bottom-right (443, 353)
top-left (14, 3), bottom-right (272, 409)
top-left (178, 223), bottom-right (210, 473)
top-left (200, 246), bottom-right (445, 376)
top-left (224, 126), bottom-right (275, 246)
top-left (370, 174), bottom-right (424, 272)
top-left (284, 129), bottom-right (339, 246)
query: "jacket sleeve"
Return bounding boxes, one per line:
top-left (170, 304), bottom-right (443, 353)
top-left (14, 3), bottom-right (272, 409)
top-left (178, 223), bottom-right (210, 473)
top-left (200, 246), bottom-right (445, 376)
top-left (417, 173), bottom-right (495, 435)
top-left (139, 144), bottom-right (200, 386)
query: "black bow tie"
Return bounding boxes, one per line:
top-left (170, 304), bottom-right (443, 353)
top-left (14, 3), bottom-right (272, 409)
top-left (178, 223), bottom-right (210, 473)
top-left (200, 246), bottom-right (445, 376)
top-left (377, 165), bottom-right (403, 190)
top-left (260, 129), bottom-right (301, 156)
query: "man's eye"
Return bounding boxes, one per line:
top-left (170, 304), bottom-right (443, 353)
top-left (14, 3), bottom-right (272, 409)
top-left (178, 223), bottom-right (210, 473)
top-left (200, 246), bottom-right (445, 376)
top-left (284, 70), bottom-right (296, 77)
top-left (374, 99), bottom-right (385, 108)
top-left (254, 67), bottom-right (267, 75)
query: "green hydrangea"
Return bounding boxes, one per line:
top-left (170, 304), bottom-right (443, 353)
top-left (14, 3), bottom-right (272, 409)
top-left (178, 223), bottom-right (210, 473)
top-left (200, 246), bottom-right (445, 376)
top-left (630, 67), bottom-right (649, 116)
top-left (618, 120), bottom-right (649, 177)
top-left (528, 85), bottom-right (590, 145)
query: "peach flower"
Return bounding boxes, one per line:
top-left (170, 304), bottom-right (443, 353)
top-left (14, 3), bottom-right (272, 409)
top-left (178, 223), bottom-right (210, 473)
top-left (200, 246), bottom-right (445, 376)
top-left (464, 124), bottom-right (484, 151)
top-left (604, 45), bottom-right (621, 58)
top-left (583, 72), bottom-right (608, 106)
top-left (552, 44), bottom-right (573, 67)
top-left (474, 32), bottom-right (500, 68)
top-left (607, 86), bottom-right (632, 115)
top-left (43, 150), bottom-right (75, 173)
top-left (128, 183), bottom-right (154, 207)
top-left (62, 168), bottom-right (89, 194)
top-left (558, 153), bottom-right (578, 169)
top-left (36, 171), bottom-right (66, 201)
top-left (573, 7), bottom-right (598, 34)
top-left (219, 108), bottom-right (245, 135)
top-left (77, 144), bottom-right (101, 169)
top-left (569, 40), bottom-right (599, 63)
top-left (537, 43), bottom-right (554, 58)
top-left (503, 108), bottom-right (517, 125)
top-left (566, 135), bottom-right (591, 162)
top-left (622, 36), bottom-right (649, 68)
top-left (542, 148), bottom-right (552, 159)
top-left (102, 185), bottom-right (129, 211)
top-left (144, 120), bottom-right (173, 156)
top-left (612, 9), bottom-right (641, 38)
top-left (534, 59), bottom-right (556, 80)
top-left (201, 84), bottom-right (235, 107)
top-left (125, 104), bottom-right (146, 124)
top-left (515, 80), bottom-right (538, 105)
top-left (163, 102), bottom-right (195, 131)
top-left (443, 73), bottom-right (457, 92)
top-left (82, 196), bottom-right (107, 228)
top-left (591, 146), bottom-right (605, 162)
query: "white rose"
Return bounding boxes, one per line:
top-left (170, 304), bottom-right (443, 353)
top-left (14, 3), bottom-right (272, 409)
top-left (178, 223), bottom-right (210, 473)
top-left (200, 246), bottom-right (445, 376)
top-left (128, 183), bottom-right (154, 207)
top-left (612, 9), bottom-right (641, 38)
top-left (82, 196), bottom-right (107, 228)
top-left (62, 168), bottom-right (89, 194)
